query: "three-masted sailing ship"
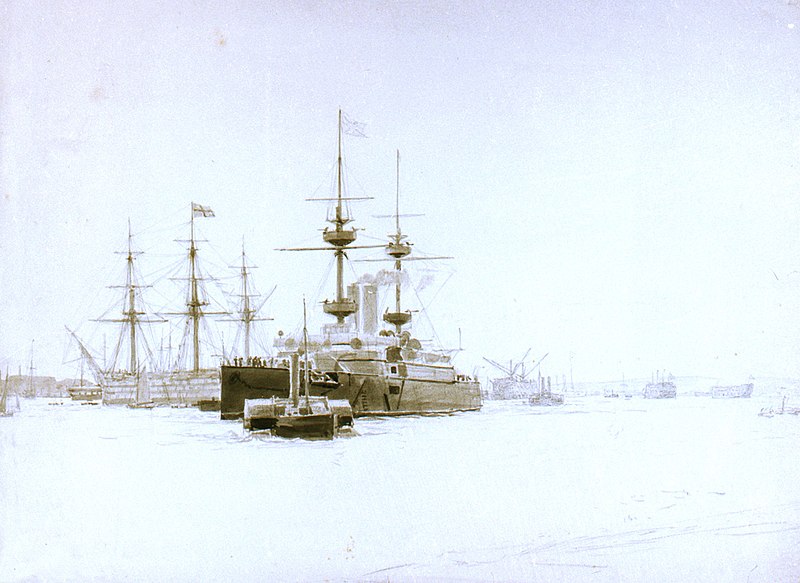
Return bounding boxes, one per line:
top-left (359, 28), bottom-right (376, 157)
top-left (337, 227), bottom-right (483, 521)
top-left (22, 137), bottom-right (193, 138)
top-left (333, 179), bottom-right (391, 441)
top-left (74, 205), bottom-right (230, 406)
top-left (220, 111), bottom-right (482, 419)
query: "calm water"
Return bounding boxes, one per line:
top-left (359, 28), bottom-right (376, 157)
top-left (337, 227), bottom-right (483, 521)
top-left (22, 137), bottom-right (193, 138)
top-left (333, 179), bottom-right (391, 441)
top-left (1, 385), bottom-right (799, 582)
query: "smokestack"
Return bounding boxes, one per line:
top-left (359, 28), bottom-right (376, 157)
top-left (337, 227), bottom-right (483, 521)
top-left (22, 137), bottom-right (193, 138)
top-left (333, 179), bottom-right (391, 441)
top-left (361, 283), bottom-right (378, 336)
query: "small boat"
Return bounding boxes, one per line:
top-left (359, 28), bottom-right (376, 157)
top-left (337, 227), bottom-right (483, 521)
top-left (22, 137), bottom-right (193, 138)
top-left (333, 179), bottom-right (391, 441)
top-left (759, 396), bottom-right (800, 417)
top-left (128, 368), bottom-right (156, 409)
top-left (711, 383), bottom-right (753, 399)
top-left (197, 398), bottom-right (220, 411)
top-left (244, 302), bottom-right (354, 439)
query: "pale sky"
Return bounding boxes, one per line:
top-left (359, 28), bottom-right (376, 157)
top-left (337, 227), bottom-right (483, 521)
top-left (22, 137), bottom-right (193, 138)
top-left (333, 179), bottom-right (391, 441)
top-left (1, 1), bottom-right (799, 383)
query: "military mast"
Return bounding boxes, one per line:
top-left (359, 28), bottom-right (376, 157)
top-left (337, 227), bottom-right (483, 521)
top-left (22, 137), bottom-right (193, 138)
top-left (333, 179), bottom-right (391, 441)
top-left (280, 110), bottom-right (380, 327)
top-left (382, 150), bottom-right (413, 334)
top-left (360, 150), bottom-right (451, 337)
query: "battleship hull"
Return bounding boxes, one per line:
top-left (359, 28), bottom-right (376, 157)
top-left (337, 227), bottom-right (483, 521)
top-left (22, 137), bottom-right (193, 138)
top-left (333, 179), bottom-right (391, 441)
top-left (220, 366), bottom-right (290, 420)
top-left (221, 364), bottom-right (481, 420)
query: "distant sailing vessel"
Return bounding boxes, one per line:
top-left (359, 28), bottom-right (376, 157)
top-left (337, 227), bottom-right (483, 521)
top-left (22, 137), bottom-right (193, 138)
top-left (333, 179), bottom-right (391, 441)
top-left (221, 112), bottom-right (482, 419)
top-left (643, 371), bottom-right (677, 399)
top-left (711, 382), bottom-right (753, 399)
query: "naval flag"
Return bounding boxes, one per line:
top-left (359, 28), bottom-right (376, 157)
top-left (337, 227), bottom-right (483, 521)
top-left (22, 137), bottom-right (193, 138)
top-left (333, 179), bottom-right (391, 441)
top-left (342, 113), bottom-right (367, 138)
top-left (192, 203), bottom-right (215, 218)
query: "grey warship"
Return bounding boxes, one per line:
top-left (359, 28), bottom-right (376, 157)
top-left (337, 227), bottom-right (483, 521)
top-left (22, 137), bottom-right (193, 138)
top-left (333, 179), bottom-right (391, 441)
top-left (220, 112), bottom-right (482, 420)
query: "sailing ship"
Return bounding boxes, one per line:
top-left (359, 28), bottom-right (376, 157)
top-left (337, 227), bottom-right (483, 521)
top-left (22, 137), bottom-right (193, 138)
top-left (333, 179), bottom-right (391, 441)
top-left (643, 371), bottom-right (677, 399)
top-left (74, 208), bottom-right (228, 406)
top-left (711, 382), bottom-right (753, 399)
top-left (153, 204), bottom-right (228, 405)
top-left (221, 112), bottom-right (482, 419)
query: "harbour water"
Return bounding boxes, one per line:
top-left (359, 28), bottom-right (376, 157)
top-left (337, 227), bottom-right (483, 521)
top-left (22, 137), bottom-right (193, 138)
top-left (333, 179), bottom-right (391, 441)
top-left (1, 383), bottom-right (799, 582)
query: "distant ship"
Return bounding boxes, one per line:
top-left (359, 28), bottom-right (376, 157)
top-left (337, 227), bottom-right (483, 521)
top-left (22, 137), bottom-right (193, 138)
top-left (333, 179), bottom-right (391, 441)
top-left (1, 370), bottom-right (19, 417)
top-left (221, 112), bottom-right (482, 419)
top-left (66, 383), bottom-right (103, 402)
top-left (528, 375), bottom-right (564, 406)
top-left (66, 352), bottom-right (102, 402)
top-left (643, 371), bottom-right (677, 399)
top-left (711, 383), bottom-right (753, 399)
top-left (483, 350), bottom-right (547, 400)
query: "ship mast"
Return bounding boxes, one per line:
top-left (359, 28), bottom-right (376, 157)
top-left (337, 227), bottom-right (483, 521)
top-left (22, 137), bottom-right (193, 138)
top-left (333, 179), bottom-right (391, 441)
top-left (27, 340), bottom-right (35, 398)
top-left (358, 150), bottom-right (451, 337)
top-left (279, 110), bottom-right (380, 327)
top-left (240, 248), bottom-right (253, 359)
top-left (96, 221), bottom-right (163, 375)
top-left (383, 150), bottom-right (413, 334)
top-left (323, 110), bottom-right (358, 323)
top-left (188, 210), bottom-right (203, 372)
top-left (169, 203), bottom-right (226, 373)
top-left (225, 243), bottom-right (274, 360)
top-left (126, 226), bottom-right (140, 372)
top-left (303, 297), bottom-right (311, 408)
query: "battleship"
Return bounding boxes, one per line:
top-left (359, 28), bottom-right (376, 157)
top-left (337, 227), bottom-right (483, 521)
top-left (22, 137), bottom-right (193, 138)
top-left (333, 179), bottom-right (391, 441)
top-left (220, 112), bottom-right (482, 420)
